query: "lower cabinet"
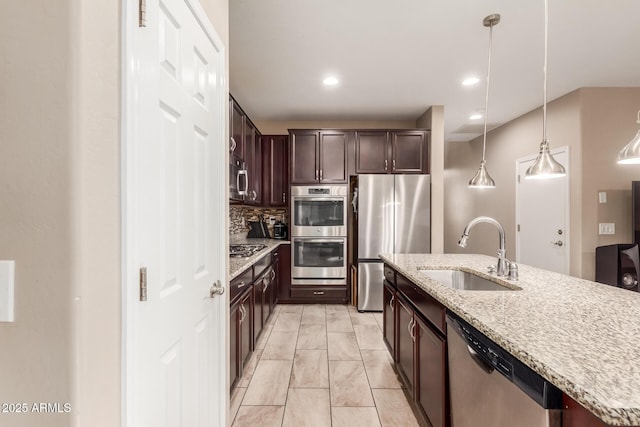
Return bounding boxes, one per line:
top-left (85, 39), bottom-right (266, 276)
top-left (415, 315), bottom-right (447, 427)
top-left (385, 265), bottom-right (448, 427)
top-left (230, 288), bottom-right (253, 390)
top-left (562, 395), bottom-right (609, 427)
top-left (382, 280), bottom-right (396, 359)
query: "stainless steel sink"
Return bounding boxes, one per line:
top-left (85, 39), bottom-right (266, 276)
top-left (418, 269), bottom-right (519, 291)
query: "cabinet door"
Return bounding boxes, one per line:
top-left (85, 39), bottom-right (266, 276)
top-left (244, 121), bottom-right (261, 205)
top-left (290, 131), bottom-right (319, 184)
top-left (230, 302), bottom-right (241, 391)
top-left (253, 277), bottom-right (264, 341)
top-left (391, 131), bottom-right (428, 173)
top-left (240, 291), bottom-right (253, 366)
top-left (264, 267), bottom-right (275, 322)
top-left (382, 280), bottom-right (396, 360)
top-left (396, 295), bottom-right (415, 394)
top-left (276, 244), bottom-right (292, 302)
top-left (263, 135), bottom-right (289, 207)
top-left (415, 316), bottom-right (446, 427)
top-left (319, 131), bottom-right (348, 183)
top-left (356, 131), bottom-right (389, 174)
top-left (230, 98), bottom-right (245, 161)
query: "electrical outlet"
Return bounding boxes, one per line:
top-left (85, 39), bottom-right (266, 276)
top-left (270, 216), bottom-right (276, 225)
top-left (598, 223), bottom-right (615, 235)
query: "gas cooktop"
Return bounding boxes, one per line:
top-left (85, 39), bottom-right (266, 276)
top-left (229, 244), bottom-right (267, 258)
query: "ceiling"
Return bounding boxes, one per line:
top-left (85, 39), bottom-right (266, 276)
top-left (229, 0), bottom-right (640, 142)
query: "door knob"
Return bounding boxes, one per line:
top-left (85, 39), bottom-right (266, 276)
top-left (210, 280), bottom-right (225, 298)
top-left (552, 240), bottom-right (564, 247)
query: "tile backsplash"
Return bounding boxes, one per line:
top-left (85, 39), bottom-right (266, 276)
top-left (230, 206), bottom-right (288, 236)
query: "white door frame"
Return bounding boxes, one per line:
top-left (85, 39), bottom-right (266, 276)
top-left (120, 0), bottom-right (228, 425)
top-left (515, 146), bottom-right (570, 274)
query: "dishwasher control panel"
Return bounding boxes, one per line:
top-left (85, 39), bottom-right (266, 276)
top-left (460, 322), bottom-right (513, 379)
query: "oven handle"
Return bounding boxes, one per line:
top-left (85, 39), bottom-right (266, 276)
top-left (291, 197), bottom-right (345, 203)
top-left (292, 238), bottom-right (346, 244)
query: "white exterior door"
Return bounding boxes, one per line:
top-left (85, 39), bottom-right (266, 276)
top-left (515, 147), bottom-right (570, 274)
top-left (123, 0), bottom-right (227, 426)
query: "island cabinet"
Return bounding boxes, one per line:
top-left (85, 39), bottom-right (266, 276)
top-left (355, 130), bottom-right (430, 174)
top-left (262, 135), bottom-right (289, 207)
top-left (384, 265), bottom-right (448, 427)
top-left (562, 395), bottom-right (610, 427)
top-left (289, 130), bottom-right (348, 184)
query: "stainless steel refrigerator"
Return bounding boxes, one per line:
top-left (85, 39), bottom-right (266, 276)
top-left (357, 174), bottom-right (431, 311)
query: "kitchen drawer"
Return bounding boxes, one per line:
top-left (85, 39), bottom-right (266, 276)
top-left (290, 286), bottom-right (348, 302)
top-left (230, 268), bottom-right (253, 303)
top-left (252, 249), bottom-right (274, 277)
top-left (384, 265), bottom-right (396, 285)
top-left (397, 273), bottom-right (445, 335)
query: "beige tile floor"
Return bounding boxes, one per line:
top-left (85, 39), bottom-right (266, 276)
top-left (230, 304), bottom-right (420, 427)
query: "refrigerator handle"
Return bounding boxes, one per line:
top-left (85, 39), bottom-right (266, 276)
top-left (351, 188), bottom-right (358, 217)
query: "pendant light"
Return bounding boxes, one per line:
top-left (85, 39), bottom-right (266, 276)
top-left (617, 110), bottom-right (640, 164)
top-left (525, 0), bottom-right (566, 180)
top-left (469, 14), bottom-right (500, 189)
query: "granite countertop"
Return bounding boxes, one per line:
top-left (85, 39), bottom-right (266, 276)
top-left (229, 235), bottom-right (290, 280)
top-left (379, 253), bottom-right (640, 427)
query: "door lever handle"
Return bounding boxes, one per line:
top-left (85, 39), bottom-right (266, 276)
top-left (210, 280), bottom-right (224, 298)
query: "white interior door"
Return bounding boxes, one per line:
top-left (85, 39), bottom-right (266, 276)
top-left (515, 147), bottom-right (570, 274)
top-left (123, 0), bottom-right (227, 426)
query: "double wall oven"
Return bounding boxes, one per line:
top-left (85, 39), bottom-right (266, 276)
top-left (291, 185), bottom-right (348, 285)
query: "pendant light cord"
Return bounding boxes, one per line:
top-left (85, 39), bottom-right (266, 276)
top-left (481, 22), bottom-right (494, 162)
top-left (542, 0), bottom-right (548, 142)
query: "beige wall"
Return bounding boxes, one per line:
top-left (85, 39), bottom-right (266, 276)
top-left (444, 87), bottom-right (640, 281)
top-left (579, 88), bottom-right (640, 279)
top-left (254, 119), bottom-right (417, 135)
top-left (444, 90), bottom-right (583, 276)
top-left (417, 106), bottom-right (445, 253)
top-left (0, 1), bottom-right (230, 426)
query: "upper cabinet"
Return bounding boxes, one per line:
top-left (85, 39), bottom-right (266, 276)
top-left (244, 119), bottom-right (262, 205)
top-left (230, 98), bottom-right (245, 161)
top-left (262, 135), bottom-right (289, 207)
top-left (290, 130), bottom-right (348, 184)
top-left (355, 130), bottom-right (429, 174)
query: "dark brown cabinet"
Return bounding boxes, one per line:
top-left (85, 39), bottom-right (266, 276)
top-left (262, 135), bottom-right (289, 207)
top-left (385, 264), bottom-right (448, 427)
top-left (563, 395), bottom-right (610, 427)
top-left (415, 315), bottom-right (447, 427)
top-left (230, 287), bottom-right (253, 390)
top-left (290, 130), bottom-right (348, 184)
top-left (230, 98), bottom-right (245, 161)
top-left (382, 279), bottom-right (396, 359)
top-left (244, 120), bottom-right (262, 205)
top-left (355, 130), bottom-right (429, 174)
top-left (276, 244), bottom-right (291, 302)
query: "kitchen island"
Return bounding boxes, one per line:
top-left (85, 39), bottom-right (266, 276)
top-left (380, 253), bottom-right (640, 427)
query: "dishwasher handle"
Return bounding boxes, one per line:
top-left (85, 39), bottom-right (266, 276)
top-left (466, 345), bottom-right (495, 374)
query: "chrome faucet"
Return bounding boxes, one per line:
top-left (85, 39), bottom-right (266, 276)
top-left (458, 216), bottom-right (511, 278)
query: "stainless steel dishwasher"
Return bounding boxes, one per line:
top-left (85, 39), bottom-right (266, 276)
top-left (447, 313), bottom-right (562, 427)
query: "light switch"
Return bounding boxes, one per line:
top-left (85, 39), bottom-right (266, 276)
top-left (0, 261), bottom-right (15, 322)
top-left (599, 223), bottom-right (615, 235)
top-left (598, 192), bottom-right (607, 204)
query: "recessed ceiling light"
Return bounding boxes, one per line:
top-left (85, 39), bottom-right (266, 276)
top-left (462, 77), bottom-right (480, 86)
top-left (469, 113), bottom-right (483, 120)
top-left (323, 76), bottom-right (339, 86)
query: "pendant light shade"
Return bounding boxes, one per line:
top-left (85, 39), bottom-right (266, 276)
top-left (525, 0), bottom-right (566, 180)
top-left (469, 160), bottom-right (496, 188)
top-left (469, 14), bottom-right (500, 189)
top-left (617, 111), bottom-right (640, 165)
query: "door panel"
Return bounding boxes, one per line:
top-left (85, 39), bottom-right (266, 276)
top-left (416, 316), bottom-right (446, 427)
top-left (291, 131), bottom-right (319, 183)
top-left (516, 148), bottom-right (569, 274)
top-left (396, 295), bottom-right (415, 394)
top-left (320, 131), bottom-right (347, 183)
top-left (127, 0), bottom-right (227, 425)
top-left (356, 131), bottom-right (389, 173)
top-left (392, 131), bottom-right (428, 173)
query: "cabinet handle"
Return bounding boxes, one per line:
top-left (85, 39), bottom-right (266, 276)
top-left (230, 137), bottom-right (237, 153)
top-left (315, 169), bottom-right (319, 181)
top-left (237, 281), bottom-right (246, 289)
top-left (384, 159), bottom-right (388, 171)
top-left (392, 159), bottom-right (396, 171)
top-left (282, 192), bottom-right (286, 203)
top-left (271, 270), bottom-right (276, 280)
top-left (410, 319), bottom-right (416, 342)
top-left (389, 295), bottom-right (394, 311)
top-left (320, 169), bottom-right (323, 181)
top-left (313, 291), bottom-right (325, 295)
top-left (239, 304), bottom-right (246, 323)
